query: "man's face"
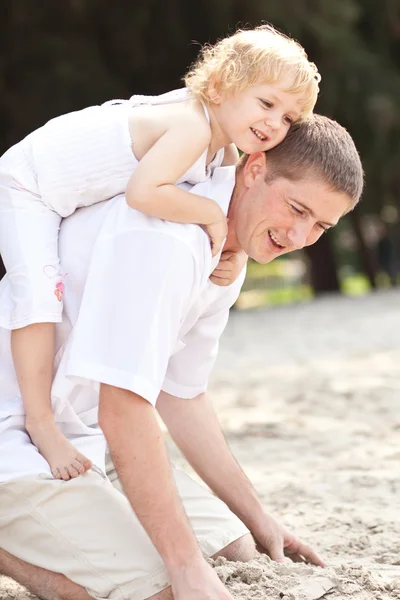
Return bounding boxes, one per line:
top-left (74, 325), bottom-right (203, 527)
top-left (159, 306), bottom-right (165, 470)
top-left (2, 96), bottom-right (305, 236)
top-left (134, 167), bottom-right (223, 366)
top-left (229, 153), bottom-right (351, 264)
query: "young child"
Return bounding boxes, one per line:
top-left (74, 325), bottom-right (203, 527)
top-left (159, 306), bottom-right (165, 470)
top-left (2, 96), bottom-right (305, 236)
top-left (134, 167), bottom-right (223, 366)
top-left (0, 24), bottom-right (320, 480)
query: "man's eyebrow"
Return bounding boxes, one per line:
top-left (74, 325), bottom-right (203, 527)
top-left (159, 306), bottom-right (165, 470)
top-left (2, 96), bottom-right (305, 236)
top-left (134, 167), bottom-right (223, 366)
top-left (291, 199), bottom-right (336, 227)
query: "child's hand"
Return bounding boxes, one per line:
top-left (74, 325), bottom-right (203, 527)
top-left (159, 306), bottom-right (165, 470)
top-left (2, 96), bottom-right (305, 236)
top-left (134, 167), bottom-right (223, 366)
top-left (205, 217), bottom-right (228, 257)
top-left (210, 250), bottom-right (248, 286)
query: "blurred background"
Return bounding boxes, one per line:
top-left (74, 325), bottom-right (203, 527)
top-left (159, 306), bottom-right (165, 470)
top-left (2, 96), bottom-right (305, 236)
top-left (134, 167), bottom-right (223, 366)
top-left (1, 0), bottom-right (400, 308)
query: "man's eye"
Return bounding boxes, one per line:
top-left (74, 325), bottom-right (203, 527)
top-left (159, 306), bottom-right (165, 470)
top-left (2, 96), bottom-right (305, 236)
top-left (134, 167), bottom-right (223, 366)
top-left (290, 204), bottom-right (303, 215)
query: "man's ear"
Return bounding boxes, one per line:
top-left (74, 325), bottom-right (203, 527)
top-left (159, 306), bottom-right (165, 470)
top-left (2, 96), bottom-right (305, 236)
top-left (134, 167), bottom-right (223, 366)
top-left (242, 152), bottom-right (268, 187)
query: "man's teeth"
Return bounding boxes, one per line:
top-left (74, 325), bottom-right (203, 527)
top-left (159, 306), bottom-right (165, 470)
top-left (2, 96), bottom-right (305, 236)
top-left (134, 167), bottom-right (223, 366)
top-left (269, 231), bottom-right (285, 248)
top-left (251, 128), bottom-right (266, 141)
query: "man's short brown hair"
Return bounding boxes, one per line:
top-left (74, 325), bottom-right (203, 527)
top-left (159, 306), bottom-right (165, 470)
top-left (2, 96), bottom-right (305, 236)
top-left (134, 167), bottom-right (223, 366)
top-left (239, 114), bottom-right (364, 210)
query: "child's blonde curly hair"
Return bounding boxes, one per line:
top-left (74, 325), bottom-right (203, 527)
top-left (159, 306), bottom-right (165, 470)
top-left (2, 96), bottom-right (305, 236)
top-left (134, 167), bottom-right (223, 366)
top-left (184, 24), bottom-right (321, 120)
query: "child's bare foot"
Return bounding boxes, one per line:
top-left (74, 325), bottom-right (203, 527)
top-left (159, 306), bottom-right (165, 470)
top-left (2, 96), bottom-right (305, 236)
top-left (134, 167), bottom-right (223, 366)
top-left (25, 418), bottom-right (93, 480)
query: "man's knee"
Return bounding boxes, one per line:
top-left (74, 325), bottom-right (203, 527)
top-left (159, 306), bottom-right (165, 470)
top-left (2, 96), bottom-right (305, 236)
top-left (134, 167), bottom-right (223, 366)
top-left (215, 533), bottom-right (256, 563)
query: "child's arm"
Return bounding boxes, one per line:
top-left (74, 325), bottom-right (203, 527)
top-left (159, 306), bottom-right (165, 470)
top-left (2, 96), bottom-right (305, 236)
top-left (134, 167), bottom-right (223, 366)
top-left (126, 113), bottom-right (227, 255)
top-left (210, 143), bottom-right (246, 286)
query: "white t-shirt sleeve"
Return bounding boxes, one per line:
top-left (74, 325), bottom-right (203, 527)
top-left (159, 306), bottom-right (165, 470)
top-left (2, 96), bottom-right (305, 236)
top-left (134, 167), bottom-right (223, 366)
top-left (162, 271), bottom-right (245, 399)
top-left (66, 227), bottom-right (198, 405)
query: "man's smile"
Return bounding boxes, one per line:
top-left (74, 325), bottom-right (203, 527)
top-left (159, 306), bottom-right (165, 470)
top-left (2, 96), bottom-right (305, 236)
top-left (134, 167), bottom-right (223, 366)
top-left (267, 230), bottom-right (286, 250)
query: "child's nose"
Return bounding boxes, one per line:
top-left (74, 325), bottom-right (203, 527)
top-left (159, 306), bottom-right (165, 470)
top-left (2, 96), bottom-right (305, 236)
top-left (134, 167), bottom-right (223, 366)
top-left (265, 111), bottom-right (282, 131)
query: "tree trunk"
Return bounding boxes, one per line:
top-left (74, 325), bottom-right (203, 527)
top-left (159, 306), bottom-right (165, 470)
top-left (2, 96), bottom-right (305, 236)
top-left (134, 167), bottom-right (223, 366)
top-left (348, 210), bottom-right (378, 289)
top-left (303, 233), bottom-right (340, 294)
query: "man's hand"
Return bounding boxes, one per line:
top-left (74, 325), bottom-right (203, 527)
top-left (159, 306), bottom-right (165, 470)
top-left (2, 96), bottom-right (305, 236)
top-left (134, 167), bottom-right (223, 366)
top-left (205, 218), bottom-right (228, 257)
top-left (252, 512), bottom-right (325, 567)
top-left (210, 250), bottom-right (248, 286)
top-left (170, 558), bottom-right (233, 600)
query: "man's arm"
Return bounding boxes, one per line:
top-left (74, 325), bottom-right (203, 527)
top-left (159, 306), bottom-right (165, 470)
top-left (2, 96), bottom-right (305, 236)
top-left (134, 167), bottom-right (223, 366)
top-left (99, 386), bottom-right (200, 565)
top-left (99, 385), bottom-right (233, 600)
top-left (160, 281), bottom-right (323, 566)
top-left (157, 391), bottom-right (325, 567)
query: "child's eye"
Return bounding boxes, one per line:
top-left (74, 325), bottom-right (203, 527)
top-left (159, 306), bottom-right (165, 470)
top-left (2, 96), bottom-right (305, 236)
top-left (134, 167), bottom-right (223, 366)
top-left (318, 223), bottom-right (329, 233)
top-left (284, 116), bottom-right (293, 125)
top-left (260, 99), bottom-right (273, 109)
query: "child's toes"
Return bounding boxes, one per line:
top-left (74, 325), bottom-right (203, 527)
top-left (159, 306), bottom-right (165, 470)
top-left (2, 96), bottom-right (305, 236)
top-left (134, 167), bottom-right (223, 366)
top-left (71, 459), bottom-right (86, 475)
top-left (76, 453), bottom-right (93, 472)
top-left (52, 467), bottom-right (62, 480)
top-left (67, 464), bottom-right (80, 479)
top-left (60, 467), bottom-right (71, 481)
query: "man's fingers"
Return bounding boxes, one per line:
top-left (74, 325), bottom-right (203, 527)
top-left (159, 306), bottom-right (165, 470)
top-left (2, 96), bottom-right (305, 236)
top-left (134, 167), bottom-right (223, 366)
top-left (264, 535), bottom-right (286, 564)
top-left (302, 547), bottom-right (325, 567)
top-left (286, 550), bottom-right (325, 567)
top-left (285, 540), bottom-right (325, 567)
top-left (269, 550), bottom-right (286, 563)
top-left (284, 550), bottom-right (306, 563)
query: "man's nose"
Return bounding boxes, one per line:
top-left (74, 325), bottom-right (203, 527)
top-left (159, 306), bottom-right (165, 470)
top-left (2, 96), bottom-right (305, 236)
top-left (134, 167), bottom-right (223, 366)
top-left (287, 223), bottom-right (313, 249)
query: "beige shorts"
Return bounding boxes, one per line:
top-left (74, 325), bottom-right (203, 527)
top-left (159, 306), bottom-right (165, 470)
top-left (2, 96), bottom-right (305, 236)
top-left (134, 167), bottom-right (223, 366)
top-left (0, 456), bottom-right (249, 600)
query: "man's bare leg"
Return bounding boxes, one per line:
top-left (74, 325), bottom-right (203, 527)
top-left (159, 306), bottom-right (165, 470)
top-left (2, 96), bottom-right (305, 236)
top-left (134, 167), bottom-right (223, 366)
top-left (149, 533), bottom-right (256, 600)
top-left (0, 548), bottom-right (92, 600)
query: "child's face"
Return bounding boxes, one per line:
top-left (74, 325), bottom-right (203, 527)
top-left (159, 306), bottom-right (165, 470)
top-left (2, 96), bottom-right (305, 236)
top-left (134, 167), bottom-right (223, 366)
top-left (214, 78), bottom-right (306, 153)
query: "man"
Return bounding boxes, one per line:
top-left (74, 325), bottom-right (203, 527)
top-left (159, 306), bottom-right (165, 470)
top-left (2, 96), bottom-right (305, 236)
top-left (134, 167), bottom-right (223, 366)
top-left (0, 115), bottom-right (364, 600)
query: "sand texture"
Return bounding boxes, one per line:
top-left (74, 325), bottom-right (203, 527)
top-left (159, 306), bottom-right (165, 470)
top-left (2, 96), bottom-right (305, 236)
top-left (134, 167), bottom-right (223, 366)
top-left (1, 289), bottom-right (400, 599)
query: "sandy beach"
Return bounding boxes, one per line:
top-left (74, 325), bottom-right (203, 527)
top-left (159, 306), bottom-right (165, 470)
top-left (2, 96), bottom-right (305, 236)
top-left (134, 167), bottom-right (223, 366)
top-left (2, 288), bottom-right (400, 599)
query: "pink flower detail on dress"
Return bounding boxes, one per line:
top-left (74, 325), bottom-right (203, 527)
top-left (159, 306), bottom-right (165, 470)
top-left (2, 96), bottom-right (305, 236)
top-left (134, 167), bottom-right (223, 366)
top-left (42, 264), bottom-right (67, 302)
top-left (54, 280), bottom-right (65, 302)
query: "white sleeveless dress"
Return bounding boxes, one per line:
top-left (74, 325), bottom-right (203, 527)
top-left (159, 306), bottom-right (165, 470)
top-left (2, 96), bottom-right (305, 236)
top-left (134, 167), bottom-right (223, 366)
top-left (0, 88), bottom-right (225, 329)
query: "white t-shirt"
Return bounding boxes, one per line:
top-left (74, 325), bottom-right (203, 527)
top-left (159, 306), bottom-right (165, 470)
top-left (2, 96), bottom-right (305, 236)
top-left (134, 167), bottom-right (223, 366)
top-left (0, 166), bottom-right (246, 482)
